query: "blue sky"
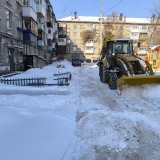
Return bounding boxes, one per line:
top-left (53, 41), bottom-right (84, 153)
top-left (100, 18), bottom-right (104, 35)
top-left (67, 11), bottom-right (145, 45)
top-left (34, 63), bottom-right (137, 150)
top-left (51, 0), bottom-right (156, 19)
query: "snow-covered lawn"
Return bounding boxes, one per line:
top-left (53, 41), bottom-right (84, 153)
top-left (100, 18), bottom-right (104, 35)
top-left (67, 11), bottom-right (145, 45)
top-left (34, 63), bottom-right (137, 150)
top-left (0, 60), bottom-right (160, 160)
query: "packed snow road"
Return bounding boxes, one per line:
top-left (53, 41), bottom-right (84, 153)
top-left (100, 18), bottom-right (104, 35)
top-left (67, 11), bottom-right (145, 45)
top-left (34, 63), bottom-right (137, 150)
top-left (68, 62), bottom-right (160, 160)
top-left (0, 60), bottom-right (160, 160)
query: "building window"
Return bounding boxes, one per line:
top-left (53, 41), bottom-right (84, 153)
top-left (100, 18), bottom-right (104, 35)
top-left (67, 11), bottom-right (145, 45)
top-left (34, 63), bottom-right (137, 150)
top-left (37, 0), bottom-right (46, 9)
top-left (47, 39), bottom-right (52, 45)
top-left (23, 17), bottom-right (37, 34)
top-left (67, 24), bottom-right (70, 29)
top-left (67, 32), bottom-right (70, 36)
top-left (17, 17), bottom-right (22, 28)
top-left (86, 46), bottom-right (93, 50)
top-left (23, 0), bottom-right (36, 12)
top-left (48, 28), bottom-right (51, 34)
top-left (37, 0), bottom-right (42, 4)
top-left (67, 39), bottom-right (70, 44)
top-left (73, 32), bottom-right (77, 36)
top-left (73, 25), bottom-right (77, 29)
top-left (133, 25), bottom-right (139, 29)
top-left (58, 31), bottom-right (62, 35)
top-left (87, 24), bottom-right (93, 28)
top-left (38, 31), bottom-right (45, 40)
top-left (25, 45), bottom-right (29, 54)
top-left (59, 31), bottom-right (66, 35)
top-left (67, 47), bottom-right (70, 51)
top-left (58, 38), bottom-right (65, 42)
top-left (132, 32), bottom-right (138, 37)
top-left (142, 26), bottom-right (147, 30)
top-left (59, 24), bottom-right (63, 27)
top-left (6, 9), bottom-right (12, 30)
top-left (73, 39), bottom-right (77, 45)
top-left (73, 46), bottom-right (77, 51)
top-left (31, 19), bottom-right (37, 33)
top-left (23, 0), bottom-right (29, 5)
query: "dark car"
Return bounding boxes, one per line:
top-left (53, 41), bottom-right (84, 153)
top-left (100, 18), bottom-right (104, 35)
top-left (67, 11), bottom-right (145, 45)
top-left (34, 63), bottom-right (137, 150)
top-left (72, 54), bottom-right (81, 67)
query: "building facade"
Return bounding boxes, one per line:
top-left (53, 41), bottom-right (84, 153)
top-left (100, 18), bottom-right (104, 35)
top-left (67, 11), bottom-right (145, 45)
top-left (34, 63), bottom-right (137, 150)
top-left (0, 0), bottom-right (58, 74)
top-left (57, 15), bottom-right (157, 61)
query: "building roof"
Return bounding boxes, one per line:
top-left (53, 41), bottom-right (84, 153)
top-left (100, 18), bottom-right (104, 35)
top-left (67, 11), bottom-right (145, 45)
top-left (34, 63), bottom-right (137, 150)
top-left (58, 16), bottom-right (151, 24)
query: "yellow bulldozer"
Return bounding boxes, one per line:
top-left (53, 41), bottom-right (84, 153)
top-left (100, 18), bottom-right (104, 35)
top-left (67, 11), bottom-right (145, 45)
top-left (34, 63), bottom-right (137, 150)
top-left (98, 38), bottom-right (160, 94)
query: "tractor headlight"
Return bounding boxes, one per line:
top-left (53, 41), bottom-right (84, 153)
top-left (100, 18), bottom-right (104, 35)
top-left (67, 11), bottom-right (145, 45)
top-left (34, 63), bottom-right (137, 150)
top-left (112, 53), bottom-right (115, 56)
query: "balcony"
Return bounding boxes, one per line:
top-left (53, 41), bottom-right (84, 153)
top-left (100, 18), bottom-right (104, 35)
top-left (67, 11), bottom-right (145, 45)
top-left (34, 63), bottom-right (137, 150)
top-left (47, 5), bottom-right (53, 13)
top-left (58, 38), bottom-right (66, 46)
top-left (47, 22), bottom-right (53, 28)
top-left (85, 42), bottom-right (94, 46)
top-left (128, 28), bottom-right (149, 34)
top-left (85, 46), bottom-right (94, 54)
top-left (37, 40), bottom-right (45, 46)
top-left (23, 30), bottom-right (37, 42)
top-left (37, 4), bottom-right (46, 18)
top-left (38, 23), bottom-right (45, 31)
top-left (22, 6), bottom-right (37, 22)
top-left (52, 43), bottom-right (55, 48)
top-left (139, 36), bottom-right (148, 41)
top-left (48, 46), bottom-right (52, 51)
top-left (47, 33), bottom-right (53, 39)
top-left (85, 50), bottom-right (94, 54)
top-left (58, 34), bottom-right (66, 38)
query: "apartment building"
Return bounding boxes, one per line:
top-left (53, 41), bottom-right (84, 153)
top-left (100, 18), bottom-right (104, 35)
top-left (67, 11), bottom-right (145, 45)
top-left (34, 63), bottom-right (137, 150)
top-left (0, 0), bottom-right (57, 73)
top-left (57, 14), bottom-right (156, 61)
top-left (0, 0), bottom-right (24, 72)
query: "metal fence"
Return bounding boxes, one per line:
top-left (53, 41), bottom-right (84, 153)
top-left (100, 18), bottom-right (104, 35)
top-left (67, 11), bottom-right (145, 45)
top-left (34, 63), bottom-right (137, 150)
top-left (0, 78), bottom-right (46, 86)
top-left (54, 72), bottom-right (72, 80)
top-left (53, 77), bottom-right (69, 86)
top-left (0, 77), bottom-right (70, 86)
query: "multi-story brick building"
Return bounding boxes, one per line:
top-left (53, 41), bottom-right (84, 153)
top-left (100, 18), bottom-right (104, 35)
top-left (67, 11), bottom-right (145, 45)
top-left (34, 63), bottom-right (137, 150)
top-left (0, 0), bottom-right (58, 74)
top-left (57, 14), bottom-right (157, 61)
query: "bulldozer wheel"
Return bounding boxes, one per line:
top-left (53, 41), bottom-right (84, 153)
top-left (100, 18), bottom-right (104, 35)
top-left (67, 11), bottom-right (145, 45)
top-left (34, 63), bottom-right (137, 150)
top-left (108, 72), bottom-right (117, 89)
top-left (99, 64), bottom-right (108, 83)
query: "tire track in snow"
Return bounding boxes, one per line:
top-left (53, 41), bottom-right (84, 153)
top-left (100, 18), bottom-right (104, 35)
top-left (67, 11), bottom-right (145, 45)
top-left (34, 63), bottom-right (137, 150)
top-left (69, 63), bottom-right (160, 160)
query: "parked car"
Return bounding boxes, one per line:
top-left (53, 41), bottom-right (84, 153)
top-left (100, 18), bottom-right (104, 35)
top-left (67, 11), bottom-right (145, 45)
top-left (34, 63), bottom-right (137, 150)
top-left (86, 59), bottom-right (92, 63)
top-left (72, 54), bottom-right (81, 67)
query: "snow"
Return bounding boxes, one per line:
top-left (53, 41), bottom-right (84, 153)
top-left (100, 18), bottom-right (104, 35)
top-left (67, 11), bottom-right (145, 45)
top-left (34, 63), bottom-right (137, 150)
top-left (58, 16), bottom-right (151, 24)
top-left (0, 60), bottom-right (160, 160)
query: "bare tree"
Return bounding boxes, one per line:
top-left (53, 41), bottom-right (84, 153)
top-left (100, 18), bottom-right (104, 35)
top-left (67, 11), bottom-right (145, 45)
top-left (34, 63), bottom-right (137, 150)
top-left (103, 11), bottom-right (126, 40)
top-left (81, 29), bottom-right (96, 44)
top-left (149, 1), bottom-right (160, 46)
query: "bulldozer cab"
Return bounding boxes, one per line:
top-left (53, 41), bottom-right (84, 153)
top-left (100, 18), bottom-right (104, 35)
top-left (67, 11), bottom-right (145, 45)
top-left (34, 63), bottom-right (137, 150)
top-left (104, 39), bottom-right (134, 68)
top-left (112, 40), bottom-right (134, 55)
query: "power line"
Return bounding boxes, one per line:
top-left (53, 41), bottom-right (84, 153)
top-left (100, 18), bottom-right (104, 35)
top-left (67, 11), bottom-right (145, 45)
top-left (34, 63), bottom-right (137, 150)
top-left (103, 0), bottom-right (125, 15)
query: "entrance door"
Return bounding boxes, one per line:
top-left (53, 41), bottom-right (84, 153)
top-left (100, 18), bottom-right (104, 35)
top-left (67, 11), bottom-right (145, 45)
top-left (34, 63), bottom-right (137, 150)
top-left (8, 49), bottom-right (15, 71)
top-left (23, 55), bottom-right (33, 70)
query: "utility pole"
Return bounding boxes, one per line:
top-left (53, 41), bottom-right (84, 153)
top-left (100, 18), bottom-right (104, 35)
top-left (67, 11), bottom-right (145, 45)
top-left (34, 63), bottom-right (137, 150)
top-left (99, 8), bottom-right (103, 54)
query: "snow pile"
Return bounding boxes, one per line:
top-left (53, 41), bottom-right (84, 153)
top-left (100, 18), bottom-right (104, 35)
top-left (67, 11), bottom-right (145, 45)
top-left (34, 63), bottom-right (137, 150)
top-left (0, 60), bottom-right (160, 160)
top-left (121, 85), bottom-right (160, 98)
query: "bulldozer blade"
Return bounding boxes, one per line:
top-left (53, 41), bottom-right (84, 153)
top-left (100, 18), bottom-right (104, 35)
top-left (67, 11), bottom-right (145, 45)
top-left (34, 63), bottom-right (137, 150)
top-left (117, 75), bottom-right (160, 95)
